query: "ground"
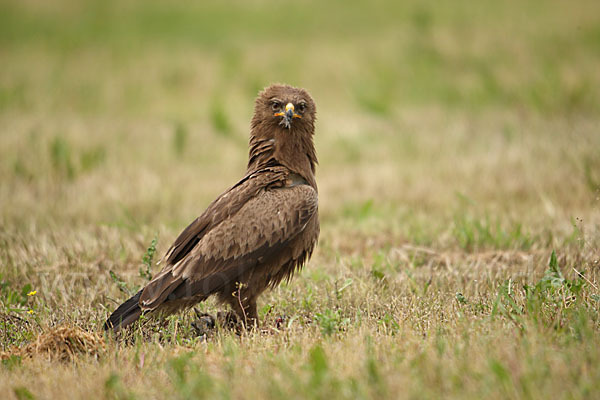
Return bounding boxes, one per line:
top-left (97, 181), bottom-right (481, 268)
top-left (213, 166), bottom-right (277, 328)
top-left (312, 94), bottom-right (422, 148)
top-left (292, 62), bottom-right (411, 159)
top-left (1, 0), bottom-right (600, 399)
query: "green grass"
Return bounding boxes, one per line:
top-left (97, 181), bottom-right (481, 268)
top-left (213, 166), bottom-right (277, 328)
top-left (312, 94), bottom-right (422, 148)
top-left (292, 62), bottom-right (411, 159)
top-left (1, 0), bottom-right (600, 399)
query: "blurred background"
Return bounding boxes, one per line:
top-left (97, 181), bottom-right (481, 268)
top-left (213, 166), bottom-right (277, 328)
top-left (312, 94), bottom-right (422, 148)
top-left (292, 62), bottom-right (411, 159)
top-left (1, 0), bottom-right (599, 252)
top-left (2, 3), bottom-right (600, 396)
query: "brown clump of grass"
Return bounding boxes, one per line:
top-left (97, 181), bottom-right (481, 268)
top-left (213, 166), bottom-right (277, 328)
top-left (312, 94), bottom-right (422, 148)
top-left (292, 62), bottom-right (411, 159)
top-left (1, 325), bottom-right (105, 362)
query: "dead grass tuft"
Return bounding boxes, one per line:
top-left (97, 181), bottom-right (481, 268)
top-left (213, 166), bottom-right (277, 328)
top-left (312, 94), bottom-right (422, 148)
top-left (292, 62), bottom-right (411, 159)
top-left (1, 325), bottom-right (105, 362)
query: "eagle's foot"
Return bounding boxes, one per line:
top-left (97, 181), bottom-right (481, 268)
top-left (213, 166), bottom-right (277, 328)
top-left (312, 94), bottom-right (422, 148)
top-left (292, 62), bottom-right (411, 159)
top-left (216, 311), bottom-right (245, 331)
top-left (214, 310), bottom-right (259, 333)
top-left (191, 312), bottom-right (216, 337)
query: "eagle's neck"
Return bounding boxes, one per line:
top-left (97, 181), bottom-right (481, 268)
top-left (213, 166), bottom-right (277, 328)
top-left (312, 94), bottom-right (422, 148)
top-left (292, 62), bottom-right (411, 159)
top-left (247, 127), bottom-right (317, 188)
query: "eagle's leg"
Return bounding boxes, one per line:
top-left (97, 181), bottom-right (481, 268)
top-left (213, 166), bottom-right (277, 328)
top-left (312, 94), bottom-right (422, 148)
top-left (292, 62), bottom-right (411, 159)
top-left (226, 293), bottom-right (258, 329)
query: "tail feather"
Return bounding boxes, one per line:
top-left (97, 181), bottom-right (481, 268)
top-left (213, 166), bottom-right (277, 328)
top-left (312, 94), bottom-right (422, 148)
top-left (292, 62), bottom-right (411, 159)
top-left (104, 290), bottom-right (143, 331)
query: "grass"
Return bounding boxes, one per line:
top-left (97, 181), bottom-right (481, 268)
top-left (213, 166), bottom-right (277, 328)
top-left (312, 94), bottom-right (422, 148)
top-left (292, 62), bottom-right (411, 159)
top-left (1, 0), bottom-right (600, 399)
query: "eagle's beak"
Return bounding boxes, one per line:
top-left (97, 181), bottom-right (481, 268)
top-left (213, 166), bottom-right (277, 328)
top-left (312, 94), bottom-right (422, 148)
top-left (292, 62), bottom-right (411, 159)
top-left (285, 103), bottom-right (295, 121)
top-left (275, 103), bottom-right (302, 129)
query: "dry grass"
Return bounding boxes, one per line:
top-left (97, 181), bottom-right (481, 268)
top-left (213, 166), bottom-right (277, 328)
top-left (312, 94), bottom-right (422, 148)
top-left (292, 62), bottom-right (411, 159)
top-left (1, 0), bottom-right (600, 399)
top-left (1, 326), bottom-right (105, 363)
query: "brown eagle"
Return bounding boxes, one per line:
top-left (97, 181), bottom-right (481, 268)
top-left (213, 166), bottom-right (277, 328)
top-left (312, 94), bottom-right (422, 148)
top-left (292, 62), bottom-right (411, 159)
top-left (105, 84), bottom-right (319, 331)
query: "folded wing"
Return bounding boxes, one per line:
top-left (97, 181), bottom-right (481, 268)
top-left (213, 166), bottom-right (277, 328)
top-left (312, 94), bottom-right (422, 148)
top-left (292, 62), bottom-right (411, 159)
top-left (139, 180), bottom-right (317, 311)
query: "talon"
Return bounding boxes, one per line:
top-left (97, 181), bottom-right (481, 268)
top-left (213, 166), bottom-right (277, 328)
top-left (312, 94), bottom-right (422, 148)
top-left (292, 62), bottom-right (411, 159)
top-left (191, 312), bottom-right (216, 336)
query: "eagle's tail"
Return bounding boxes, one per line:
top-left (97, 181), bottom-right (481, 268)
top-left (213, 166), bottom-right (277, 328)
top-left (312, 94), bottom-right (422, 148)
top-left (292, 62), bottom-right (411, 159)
top-left (104, 290), bottom-right (143, 331)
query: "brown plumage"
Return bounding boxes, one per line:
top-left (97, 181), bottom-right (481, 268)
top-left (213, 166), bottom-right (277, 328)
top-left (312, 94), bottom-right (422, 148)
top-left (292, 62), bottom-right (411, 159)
top-left (105, 84), bottom-right (319, 331)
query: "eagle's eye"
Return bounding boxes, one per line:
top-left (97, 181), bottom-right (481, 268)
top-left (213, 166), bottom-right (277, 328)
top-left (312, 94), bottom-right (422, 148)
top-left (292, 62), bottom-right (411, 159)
top-left (297, 102), bottom-right (307, 114)
top-left (271, 101), bottom-right (281, 111)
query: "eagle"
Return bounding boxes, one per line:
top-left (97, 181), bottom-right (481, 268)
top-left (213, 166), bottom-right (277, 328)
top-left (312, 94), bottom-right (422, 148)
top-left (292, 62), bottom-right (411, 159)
top-left (105, 84), bottom-right (319, 331)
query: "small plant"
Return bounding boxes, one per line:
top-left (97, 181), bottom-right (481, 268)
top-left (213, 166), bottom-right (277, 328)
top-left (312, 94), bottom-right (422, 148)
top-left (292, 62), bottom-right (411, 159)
top-left (371, 267), bottom-right (385, 281)
top-left (50, 136), bottom-right (75, 180)
top-left (0, 277), bottom-right (38, 348)
top-left (492, 250), bottom-right (588, 331)
top-left (302, 286), bottom-right (315, 311)
top-left (334, 278), bottom-right (353, 300)
top-left (109, 271), bottom-right (133, 296)
top-left (0, 276), bottom-right (37, 315)
top-left (314, 308), bottom-right (350, 336)
top-left (2, 355), bottom-right (22, 371)
top-left (109, 235), bottom-right (158, 295)
top-left (13, 386), bottom-right (35, 400)
top-left (453, 212), bottom-right (533, 251)
top-left (140, 235), bottom-right (158, 282)
top-left (455, 292), bottom-right (468, 305)
top-left (377, 313), bottom-right (400, 335)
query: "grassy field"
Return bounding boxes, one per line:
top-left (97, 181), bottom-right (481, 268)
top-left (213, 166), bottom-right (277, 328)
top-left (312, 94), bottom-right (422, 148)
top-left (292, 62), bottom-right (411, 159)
top-left (1, 0), bottom-right (600, 398)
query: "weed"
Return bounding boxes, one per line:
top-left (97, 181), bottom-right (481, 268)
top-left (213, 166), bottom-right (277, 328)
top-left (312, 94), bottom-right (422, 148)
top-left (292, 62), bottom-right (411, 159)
top-left (109, 235), bottom-right (159, 296)
top-left (334, 278), bottom-right (353, 300)
top-left (0, 276), bottom-right (36, 314)
top-left (140, 235), bottom-right (158, 282)
top-left (109, 271), bottom-right (133, 297)
top-left (50, 136), bottom-right (75, 180)
top-left (371, 267), bottom-right (386, 281)
top-left (492, 250), bottom-right (592, 332)
top-left (377, 313), bottom-right (400, 335)
top-left (13, 387), bottom-right (35, 400)
top-left (455, 292), bottom-right (468, 305)
top-left (314, 308), bottom-right (350, 337)
top-left (2, 354), bottom-right (22, 370)
top-left (453, 212), bottom-right (533, 251)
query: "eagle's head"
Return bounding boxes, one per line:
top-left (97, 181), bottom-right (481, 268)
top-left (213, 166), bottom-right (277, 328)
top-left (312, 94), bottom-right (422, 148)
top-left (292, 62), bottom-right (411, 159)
top-left (252, 84), bottom-right (317, 133)
top-left (248, 84), bottom-right (318, 178)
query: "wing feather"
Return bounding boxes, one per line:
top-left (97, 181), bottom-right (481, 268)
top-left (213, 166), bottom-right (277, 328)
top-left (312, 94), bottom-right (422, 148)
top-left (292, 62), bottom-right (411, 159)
top-left (140, 178), bottom-right (317, 311)
top-left (161, 167), bottom-right (287, 265)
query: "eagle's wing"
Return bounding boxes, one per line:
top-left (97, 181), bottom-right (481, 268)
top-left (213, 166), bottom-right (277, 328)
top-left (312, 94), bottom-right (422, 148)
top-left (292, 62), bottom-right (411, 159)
top-left (161, 167), bottom-right (285, 266)
top-left (139, 175), bottom-right (317, 310)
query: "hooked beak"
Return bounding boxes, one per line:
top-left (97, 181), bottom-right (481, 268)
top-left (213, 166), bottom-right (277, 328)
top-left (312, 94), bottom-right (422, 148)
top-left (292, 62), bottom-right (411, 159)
top-left (274, 103), bottom-right (302, 129)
